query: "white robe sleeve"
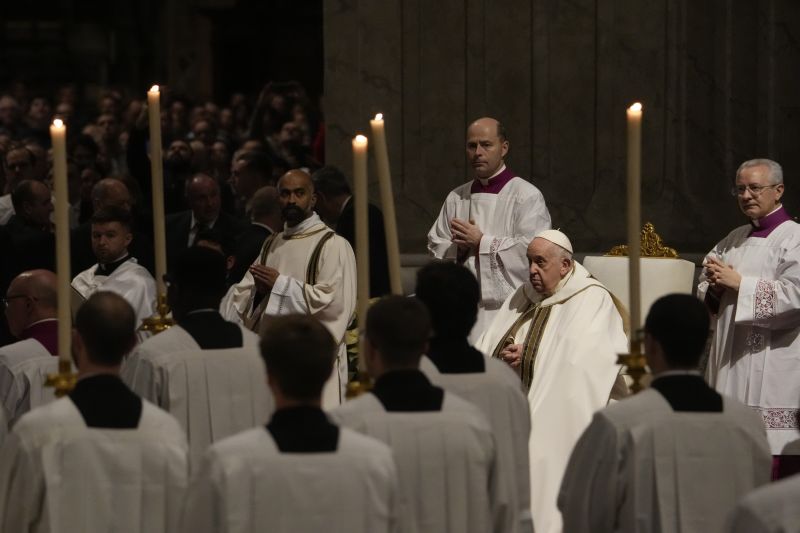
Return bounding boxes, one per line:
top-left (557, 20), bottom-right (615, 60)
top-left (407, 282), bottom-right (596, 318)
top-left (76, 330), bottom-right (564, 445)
top-left (0, 433), bottom-right (44, 532)
top-left (0, 364), bottom-right (23, 426)
top-left (121, 350), bottom-right (163, 406)
top-left (427, 192), bottom-right (460, 260)
top-left (558, 413), bottom-right (621, 533)
top-left (725, 504), bottom-right (773, 533)
top-left (180, 450), bottom-right (223, 533)
top-left (734, 248), bottom-right (800, 329)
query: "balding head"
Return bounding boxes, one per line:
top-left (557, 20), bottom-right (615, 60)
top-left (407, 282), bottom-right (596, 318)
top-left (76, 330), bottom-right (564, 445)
top-left (5, 269), bottom-right (58, 338)
top-left (186, 173), bottom-right (221, 223)
top-left (277, 170), bottom-right (316, 226)
top-left (249, 185), bottom-right (281, 220)
top-left (74, 291), bottom-right (137, 370)
top-left (92, 178), bottom-right (131, 212)
top-left (466, 117), bottom-right (509, 179)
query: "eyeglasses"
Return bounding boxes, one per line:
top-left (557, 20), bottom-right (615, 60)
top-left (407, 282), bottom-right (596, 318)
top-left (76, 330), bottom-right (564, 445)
top-left (731, 184), bottom-right (780, 197)
top-left (2, 295), bottom-right (28, 308)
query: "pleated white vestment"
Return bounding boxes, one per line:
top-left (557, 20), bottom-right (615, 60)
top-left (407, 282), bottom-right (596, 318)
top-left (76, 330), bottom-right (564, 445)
top-left (420, 356), bottom-right (533, 533)
top-left (698, 218), bottom-right (800, 454)
top-left (181, 426), bottom-right (400, 533)
top-left (0, 397), bottom-right (188, 533)
top-left (726, 472), bottom-right (800, 533)
top-left (331, 391), bottom-right (505, 533)
top-left (221, 214), bottom-right (356, 408)
top-left (559, 390), bottom-right (772, 533)
top-left (476, 261), bottom-right (627, 533)
top-left (427, 166), bottom-right (551, 340)
top-left (0, 338), bottom-right (58, 427)
top-left (121, 323), bottom-right (273, 468)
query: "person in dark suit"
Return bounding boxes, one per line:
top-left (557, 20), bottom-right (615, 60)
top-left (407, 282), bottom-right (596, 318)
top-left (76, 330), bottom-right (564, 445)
top-left (228, 185), bottom-right (282, 286)
top-left (7, 180), bottom-right (55, 275)
top-left (312, 166), bottom-right (390, 297)
top-left (166, 174), bottom-right (244, 272)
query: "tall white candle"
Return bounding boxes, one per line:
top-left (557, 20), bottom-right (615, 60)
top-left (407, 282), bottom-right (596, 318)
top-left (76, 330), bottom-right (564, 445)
top-left (147, 85), bottom-right (167, 294)
top-left (352, 135), bottom-right (370, 329)
top-left (369, 113), bottom-right (403, 295)
top-left (50, 119), bottom-right (71, 363)
top-left (626, 102), bottom-right (643, 351)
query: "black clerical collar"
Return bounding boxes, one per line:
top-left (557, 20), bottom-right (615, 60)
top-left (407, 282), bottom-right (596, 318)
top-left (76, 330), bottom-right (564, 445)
top-left (650, 373), bottom-right (722, 412)
top-left (371, 368), bottom-right (444, 412)
top-left (267, 405), bottom-right (339, 453)
top-left (95, 254), bottom-right (130, 276)
top-left (427, 337), bottom-right (486, 374)
top-left (69, 374), bottom-right (143, 428)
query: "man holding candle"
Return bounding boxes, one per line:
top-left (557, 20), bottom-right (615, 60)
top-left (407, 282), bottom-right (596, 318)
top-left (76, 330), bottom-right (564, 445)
top-left (222, 169), bottom-right (356, 407)
top-left (699, 158), bottom-right (800, 478)
top-left (476, 229), bottom-right (627, 533)
top-left (428, 117), bottom-right (551, 341)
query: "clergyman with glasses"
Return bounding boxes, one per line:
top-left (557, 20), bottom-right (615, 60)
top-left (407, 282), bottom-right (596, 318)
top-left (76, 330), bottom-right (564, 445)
top-left (698, 158), bottom-right (800, 478)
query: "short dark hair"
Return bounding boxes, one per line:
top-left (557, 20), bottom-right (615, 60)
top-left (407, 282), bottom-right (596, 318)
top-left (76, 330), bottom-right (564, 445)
top-left (311, 165), bottom-right (351, 196)
top-left (259, 315), bottom-right (336, 401)
top-left (236, 151), bottom-right (273, 185)
top-left (366, 296), bottom-right (431, 367)
top-left (194, 227), bottom-right (234, 257)
top-left (4, 146), bottom-right (36, 167)
top-left (74, 291), bottom-right (137, 366)
top-left (10, 179), bottom-right (40, 212)
top-left (90, 205), bottom-right (132, 229)
top-left (645, 294), bottom-right (710, 368)
top-left (415, 261), bottom-right (479, 338)
top-left (172, 246), bottom-right (228, 310)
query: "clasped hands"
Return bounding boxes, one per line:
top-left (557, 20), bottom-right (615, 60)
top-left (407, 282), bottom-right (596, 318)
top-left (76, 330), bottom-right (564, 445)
top-left (249, 264), bottom-right (280, 294)
top-left (499, 343), bottom-right (523, 369)
top-left (703, 256), bottom-right (741, 292)
top-left (450, 218), bottom-right (483, 253)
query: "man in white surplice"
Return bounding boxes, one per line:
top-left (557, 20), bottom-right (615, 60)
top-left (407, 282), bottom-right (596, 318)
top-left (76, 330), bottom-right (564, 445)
top-left (181, 315), bottom-right (399, 533)
top-left (332, 296), bottom-right (506, 533)
top-left (221, 169), bottom-right (356, 407)
top-left (476, 229), bottom-right (628, 533)
top-left (71, 206), bottom-right (157, 328)
top-left (428, 117), bottom-right (551, 341)
top-left (416, 261), bottom-right (532, 533)
top-left (0, 292), bottom-right (188, 533)
top-left (559, 294), bottom-right (771, 533)
top-left (699, 158), bottom-right (800, 473)
top-left (122, 246), bottom-right (273, 468)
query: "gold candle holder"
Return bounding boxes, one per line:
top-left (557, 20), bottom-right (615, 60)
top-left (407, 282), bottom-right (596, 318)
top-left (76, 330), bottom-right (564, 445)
top-left (139, 293), bottom-right (175, 334)
top-left (45, 359), bottom-right (78, 398)
top-left (617, 334), bottom-right (648, 394)
top-left (345, 372), bottom-right (373, 399)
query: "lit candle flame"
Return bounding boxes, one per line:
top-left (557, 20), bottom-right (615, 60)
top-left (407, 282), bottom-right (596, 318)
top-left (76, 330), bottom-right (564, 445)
top-left (52, 119), bottom-right (64, 128)
top-left (150, 85), bottom-right (160, 93)
top-left (629, 102), bottom-right (643, 112)
top-left (355, 134), bottom-right (368, 145)
top-left (374, 113), bottom-right (383, 121)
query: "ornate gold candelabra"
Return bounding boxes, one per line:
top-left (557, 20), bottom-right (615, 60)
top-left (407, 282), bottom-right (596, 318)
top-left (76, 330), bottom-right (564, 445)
top-left (45, 359), bottom-right (78, 398)
top-left (139, 293), bottom-right (175, 334)
top-left (606, 222), bottom-right (679, 258)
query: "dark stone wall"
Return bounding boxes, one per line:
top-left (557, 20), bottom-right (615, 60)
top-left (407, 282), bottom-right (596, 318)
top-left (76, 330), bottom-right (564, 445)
top-left (324, 0), bottom-right (800, 254)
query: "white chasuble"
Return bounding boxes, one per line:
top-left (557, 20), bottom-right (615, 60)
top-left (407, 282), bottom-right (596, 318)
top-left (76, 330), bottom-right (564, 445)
top-left (121, 325), bottom-right (273, 469)
top-left (420, 356), bottom-right (533, 533)
top-left (476, 261), bottom-right (627, 533)
top-left (0, 338), bottom-right (59, 427)
top-left (331, 392), bottom-right (506, 533)
top-left (427, 174), bottom-right (550, 340)
top-left (726, 472), bottom-right (800, 533)
top-left (181, 427), bottom-right (399, 533)
top-left (0, 398), bottom-right (188, 533)
top-left (559, 390), bottom-right (771, 533)
top-left (699, 220), bottom-right (800, 454)
top-left (221, 214), bottom-right (356, 408)
top-left (71, 258), bottom-right (157, 328)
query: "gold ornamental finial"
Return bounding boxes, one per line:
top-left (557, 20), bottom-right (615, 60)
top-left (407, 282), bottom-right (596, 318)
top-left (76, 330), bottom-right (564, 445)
top-left (45, 359), bottom-right (78, 397)
top-left (606, 222), bottom-right (678, 258)
top-left (139, 293), bottom-right (175, 334)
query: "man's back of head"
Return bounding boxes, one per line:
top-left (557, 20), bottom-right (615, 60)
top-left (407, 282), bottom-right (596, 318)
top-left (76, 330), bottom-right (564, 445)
top-left (644, 293), bottom-right (710, 372)
top-left (5, 269), bottom-right (58, 338)
top-left (260, 315), bottom-right (336, 406)
top-left (415, 261), bottom-right (479, 340)
top-left (169, 246), bottom-right (228, 320)
top-left (74, 291), bottom-right (137, 371)
top-left (248, 185), bottom-right (280, 225)
top-left (11, 179), bottom-right (52, 227)
top-left (91, 177), bottom-right (131, 212)
top-left (365, 296), bottom-right (431, 375)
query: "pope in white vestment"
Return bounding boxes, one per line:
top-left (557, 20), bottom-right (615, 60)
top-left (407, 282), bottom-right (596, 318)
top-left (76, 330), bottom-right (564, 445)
top-left (476, 230), bottom-right (627, 533)
top-left (428, 118), bottom-right (550, 341)
top-left (699, 159), bottom-right (800, 458)
top-left (221, 170), bottom-right (356, 408)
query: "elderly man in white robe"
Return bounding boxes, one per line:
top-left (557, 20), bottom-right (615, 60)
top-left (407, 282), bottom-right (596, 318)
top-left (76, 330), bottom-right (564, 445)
top-left (416, 261), bottom-right (533, 533)
top-left (559, 294), bottom-right (771, 533)
top-left (476, 229), bottom-right (628, 533)
top-left (71, 206), bottom-right (156, 329)
top-left (0, 292), bottom-right (188, 533)
top-left (332, 296), bottom-right (506, 533)
top-left (428, 117), bottom-right (551, 341)
top-left (699, 158), bottom-right (800, 478)
top-left (0, 270), bottom-right (59, 427)
top-left (222, 169), bottom-right (356, 407)
top-left (181, 315), bottom-right (399, 533)
top-left (122, 246), bottom-right (272, 468)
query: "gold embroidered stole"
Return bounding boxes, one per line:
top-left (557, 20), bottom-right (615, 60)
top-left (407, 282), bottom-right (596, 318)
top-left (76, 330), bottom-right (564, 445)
top-left (491, 302), bottom-right (553, 390)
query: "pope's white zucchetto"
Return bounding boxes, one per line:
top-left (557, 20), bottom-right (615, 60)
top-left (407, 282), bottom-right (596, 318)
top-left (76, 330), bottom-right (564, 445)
top-left (533, 229), bottom-right (573, 254)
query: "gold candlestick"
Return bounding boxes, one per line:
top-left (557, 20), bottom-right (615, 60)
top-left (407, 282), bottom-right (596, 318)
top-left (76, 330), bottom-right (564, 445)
top-left (139, 293), bottom-right (175, 334)
top-left (45, 360), bottom-right (78, 398)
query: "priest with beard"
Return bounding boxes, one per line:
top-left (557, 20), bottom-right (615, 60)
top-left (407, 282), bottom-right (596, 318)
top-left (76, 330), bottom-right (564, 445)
top-left (221, 169), bottom-right (356, 407)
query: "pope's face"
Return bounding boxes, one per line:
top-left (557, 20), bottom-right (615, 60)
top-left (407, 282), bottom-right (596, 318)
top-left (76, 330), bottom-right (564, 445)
top-left (527, 238), bottom-right (570, 296)
top-left (735, 164), bottom-right (784, 220)
top-left (466, 120), bottom-right (508, 179)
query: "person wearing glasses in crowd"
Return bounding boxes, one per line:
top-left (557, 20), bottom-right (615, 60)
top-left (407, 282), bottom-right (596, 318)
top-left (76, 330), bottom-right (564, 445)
top-left (698, 158), bottom-right (800, 479)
